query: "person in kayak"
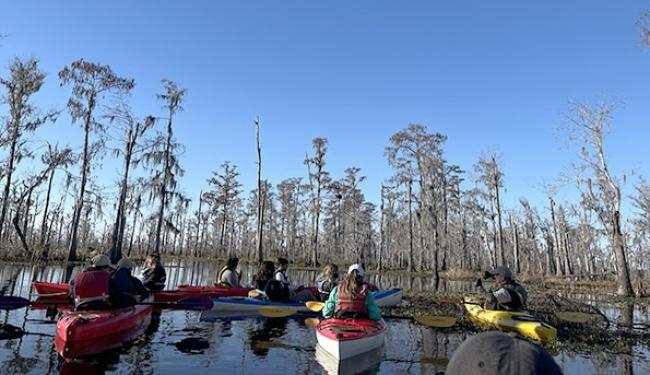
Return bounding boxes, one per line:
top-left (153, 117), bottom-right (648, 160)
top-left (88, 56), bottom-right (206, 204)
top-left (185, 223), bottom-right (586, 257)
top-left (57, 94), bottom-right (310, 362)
top-left (216, 257), bottom-right (243, 288)
top-left (315, 263), bottom-right (339, 301)
top-left (274, 257), bottom-right (317, 302)
top-left (476, 265), bottom-right (528, 311)
top-left (253, 261), bottom-right (291, 302)
top-left (111, 257), bottom-right (149, 308)
top-left (322, 264), bottom-right (381, 321)
top-left (69, 254), bottom-right (115, 310)
top-left (141, 254), bottom-right (167, 292)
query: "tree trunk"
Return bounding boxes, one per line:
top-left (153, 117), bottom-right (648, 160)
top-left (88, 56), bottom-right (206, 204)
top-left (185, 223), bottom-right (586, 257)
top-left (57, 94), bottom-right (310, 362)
top-left (255, 116), bottom-right (264, 264)
top-left (154, 115), bottom-right (174, 257)
top-left (68, 107), bottom-right (93, 262)
top-left (0, 134), bottom-right (19, 241)
top-left (407, 180), bottom-right (414, 272)
top-left (110, 127), bottom-right (134, 263)
top-left (612, 210), bottom-right (633, 296)
top-left (39, 168), bottom-right (55, 245)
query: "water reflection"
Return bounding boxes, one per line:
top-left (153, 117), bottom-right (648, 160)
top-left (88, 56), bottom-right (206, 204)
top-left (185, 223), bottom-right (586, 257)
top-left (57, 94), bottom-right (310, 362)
top-left (249, 318), bottom-right (289, 357)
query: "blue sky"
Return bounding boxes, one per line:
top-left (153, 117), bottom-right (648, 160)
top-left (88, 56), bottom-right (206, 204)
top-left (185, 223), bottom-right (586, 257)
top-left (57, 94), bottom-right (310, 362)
top-left (1, 1), bottom-right (649, 215)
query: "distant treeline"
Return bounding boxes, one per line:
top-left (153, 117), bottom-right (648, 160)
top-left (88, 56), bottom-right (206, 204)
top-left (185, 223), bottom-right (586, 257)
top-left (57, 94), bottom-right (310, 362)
top-left (1, 49), bottom-right (649, 298)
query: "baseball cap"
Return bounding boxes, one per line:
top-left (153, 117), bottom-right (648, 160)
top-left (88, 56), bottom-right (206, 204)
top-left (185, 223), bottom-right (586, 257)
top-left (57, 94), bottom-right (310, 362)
top-left (446, 331), bottom-right (562, 375)
top-left (491, 266), bottom-right (513, 279)
top-left (347, 264), bottom-right (364, 277)
top-left (91, 254), bottom-right (113, 268)
top-left (117, 257), bottom-right (136, 270)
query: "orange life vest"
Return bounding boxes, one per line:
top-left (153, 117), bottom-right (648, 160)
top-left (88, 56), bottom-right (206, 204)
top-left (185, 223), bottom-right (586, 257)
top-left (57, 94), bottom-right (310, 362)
top-left (73, 270), bottom-right (110, 307)
top-left (335, 281), bottom-right (369, 317)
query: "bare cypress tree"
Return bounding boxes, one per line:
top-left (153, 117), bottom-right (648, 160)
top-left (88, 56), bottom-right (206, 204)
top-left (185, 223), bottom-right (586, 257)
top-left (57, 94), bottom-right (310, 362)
top-left (254, 117), bottom-right (264, 264)
top-left (148, 79), bottom-right (186, 257)
top-left (0, 58), bottom-right (57, 242)
top-left (38, 144), bottom-right (75, 250)
top-left (305, 137), bottom-right (330, 266)
top-left (567, 101), bottom-right (633, 297)
top-left (206, 161), bottom-right (242, 256)
top-left (475, 154), bottom-right (505, 266)
top-left (59, 59), bottom-right (134, 261)
top-left (108, 102), bottom-right (155, 263)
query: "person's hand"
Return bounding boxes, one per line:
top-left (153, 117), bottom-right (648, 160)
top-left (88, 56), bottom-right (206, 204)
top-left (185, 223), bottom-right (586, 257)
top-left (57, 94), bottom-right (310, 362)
top-left (482, 271), bottom-right (492, 279)
top-left (475, 278), bottom-right (483, 288)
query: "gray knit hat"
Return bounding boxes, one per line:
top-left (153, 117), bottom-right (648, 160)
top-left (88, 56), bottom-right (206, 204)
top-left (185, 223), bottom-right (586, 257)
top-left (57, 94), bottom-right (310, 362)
top-left (490, 265), bottom-right (513, 280)
top-left (446, 332), bottom-right (562, 375)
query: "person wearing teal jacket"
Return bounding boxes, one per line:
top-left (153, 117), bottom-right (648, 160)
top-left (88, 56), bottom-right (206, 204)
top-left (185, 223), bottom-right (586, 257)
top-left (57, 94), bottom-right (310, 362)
top-left (322, 264), bottom-right (381, 321)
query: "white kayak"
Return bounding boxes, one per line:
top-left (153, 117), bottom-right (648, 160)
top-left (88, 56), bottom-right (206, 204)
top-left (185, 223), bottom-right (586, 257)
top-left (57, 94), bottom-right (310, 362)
top-left (209, 288), bottom-right (402, 313)
top-left (316, 318), bottom-right (387, 360)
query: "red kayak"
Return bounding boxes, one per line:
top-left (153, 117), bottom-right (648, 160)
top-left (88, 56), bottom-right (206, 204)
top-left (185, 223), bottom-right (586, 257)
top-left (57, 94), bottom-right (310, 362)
top-left (55, 301), bottom-right (153, 359)
top-left (33, 281), bottom-right (250, 305)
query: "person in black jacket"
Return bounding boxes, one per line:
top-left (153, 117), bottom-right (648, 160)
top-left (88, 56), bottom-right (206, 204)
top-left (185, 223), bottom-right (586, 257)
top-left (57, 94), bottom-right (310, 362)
top-left (141, 255), bottom-right (167, 292)
top-left (111, 257), bottom-right (149, 308)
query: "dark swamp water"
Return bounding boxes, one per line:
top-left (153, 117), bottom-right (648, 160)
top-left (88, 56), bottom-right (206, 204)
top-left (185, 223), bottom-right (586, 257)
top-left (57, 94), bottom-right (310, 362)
top-left (0, 260), bottom-right (649, 374)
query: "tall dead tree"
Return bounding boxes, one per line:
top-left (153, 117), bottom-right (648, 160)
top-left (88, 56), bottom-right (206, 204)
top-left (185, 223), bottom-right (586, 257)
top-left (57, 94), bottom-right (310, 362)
top-left (59, 59), bottom-right (133, 261)
top-left (108, 103), bottom-right (155, 264)
top-left (305, 137), bottom-right (330, 266)
top-left (567, 101), bottom-right (633, 296)
top-left (475, 154), bottom-right (505, 267)
top-left (149, 79), bottom-right (186, 257)
top-left (0, 58), bottom-right (57, 242)
top-left (255, 117), bottom-right (264, 264)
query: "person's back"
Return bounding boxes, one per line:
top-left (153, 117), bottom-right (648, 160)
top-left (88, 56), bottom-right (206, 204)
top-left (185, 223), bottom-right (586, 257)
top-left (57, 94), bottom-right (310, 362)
top-left (253, 261), bottom-right (290, 302)
top-left (111, 258), bottom-right (148, 308)
top-left (322, 264), bottom-right (381, 321)
top-left (141, 255), bottom-right (166, 292)
top-left (217, 257), bottom-right (242, 288)
top-left (72, 269), bottom-right (112, 311)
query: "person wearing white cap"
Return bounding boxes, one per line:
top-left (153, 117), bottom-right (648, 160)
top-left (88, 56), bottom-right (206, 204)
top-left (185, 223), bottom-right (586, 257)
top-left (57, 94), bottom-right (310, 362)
top-left (110, 257), bottom-right (149, 308)
top-left (321, 264), bottom-right (381, 321)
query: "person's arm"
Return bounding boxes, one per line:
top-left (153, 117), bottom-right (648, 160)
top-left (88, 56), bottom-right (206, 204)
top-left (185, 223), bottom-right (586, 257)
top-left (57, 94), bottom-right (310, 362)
top-left (225, 270), bottom-right (240, 288)
top-left (365, 292), bottom-right (382, 321)
top-left (322, 286), bottom-right (338, 319)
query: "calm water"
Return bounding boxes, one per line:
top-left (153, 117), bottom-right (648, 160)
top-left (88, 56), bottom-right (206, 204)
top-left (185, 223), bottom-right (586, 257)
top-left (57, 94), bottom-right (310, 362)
top-left (0, 261), bottom-right (649, 374)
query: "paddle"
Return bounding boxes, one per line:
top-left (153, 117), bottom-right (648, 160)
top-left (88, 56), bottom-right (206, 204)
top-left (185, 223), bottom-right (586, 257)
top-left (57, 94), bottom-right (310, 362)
top-left (0, 296), bottom-right (213, 311)
top-left (304, 301), bottom-right (458, 328)
top-left (258, 306), bottom-right (298, 318)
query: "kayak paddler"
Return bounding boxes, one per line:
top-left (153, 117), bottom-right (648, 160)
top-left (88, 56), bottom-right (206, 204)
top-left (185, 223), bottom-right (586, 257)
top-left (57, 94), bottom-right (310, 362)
top-left (476, 265), bottom-right (528, 311)
top-left (68, 254), bottom-right (115, 311)
top-left (216, 257), bottom-right (243, 288)
top-left (322, 264), bottom-right (381, 321)
top-left (141, 254), bottom-right (167, 292)
top-left (110, 257), bottom-right (149, 308)
top-left (274, 257), bottom-right (317, 302)
top-left (252, 261), bottom-right (290, 302)
top-left (315, 263), bottom-right (339, 301)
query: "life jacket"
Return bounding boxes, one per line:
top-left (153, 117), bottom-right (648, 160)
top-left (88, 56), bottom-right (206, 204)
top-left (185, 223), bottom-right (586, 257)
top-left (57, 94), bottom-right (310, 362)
top-left (217, 266), bottom-right (237, 287)
top-left (275, 270), bottom-right (289, 284)
top-left (73, 270), bottom-right (111, 308)
top-left (335, 281), bottom-right (369, 318)
top-left (499, 281), bottom-right (527, 310)
top-left (263, 279), bottom-right (290, 302)
top-left (317, 277), bottom-right (336, 301)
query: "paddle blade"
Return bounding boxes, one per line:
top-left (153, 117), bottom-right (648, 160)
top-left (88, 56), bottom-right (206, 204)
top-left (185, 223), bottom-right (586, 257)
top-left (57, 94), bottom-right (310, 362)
top-left (555, 311), bottom-right (594, 323)
top-left (305, 301), bottom-right (325, 312)
top-left (304, 317), bottom-right (320, 327)
top-left (0, 296), bottom-right (31, 310)
top-left (259, 307), bottom-right (297, 318)
top-left (414, 315), bottom-right (457, 328)
top-left (175, 297), bottom-right (214, 311)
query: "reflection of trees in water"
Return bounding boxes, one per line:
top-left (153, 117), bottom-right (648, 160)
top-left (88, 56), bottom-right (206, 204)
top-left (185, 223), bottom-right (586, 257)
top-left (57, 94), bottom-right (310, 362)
top-left (248, 318), bottom-right (289, 357)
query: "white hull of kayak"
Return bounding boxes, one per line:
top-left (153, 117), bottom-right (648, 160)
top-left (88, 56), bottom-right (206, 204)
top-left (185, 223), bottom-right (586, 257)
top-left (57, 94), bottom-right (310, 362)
top-left (316, 321), bottom-right (386, 360)
top-left (209, 288), bottom-right (402, 313)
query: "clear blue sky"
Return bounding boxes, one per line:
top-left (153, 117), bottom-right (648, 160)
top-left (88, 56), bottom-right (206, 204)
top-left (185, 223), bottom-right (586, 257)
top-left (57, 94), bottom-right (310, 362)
top-left (1, 1), bottom-right (649, 214)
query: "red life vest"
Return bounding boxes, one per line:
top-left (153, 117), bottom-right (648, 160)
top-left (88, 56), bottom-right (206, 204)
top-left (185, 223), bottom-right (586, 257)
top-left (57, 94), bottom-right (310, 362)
top-left (335, 281), bottom-right (369, 317)
top-left (73, 270), bottom-right (110, 306)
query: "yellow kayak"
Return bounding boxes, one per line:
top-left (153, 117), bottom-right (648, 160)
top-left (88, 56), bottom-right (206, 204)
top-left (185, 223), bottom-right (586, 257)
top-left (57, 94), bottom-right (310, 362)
top-left (464, 302), bottom-right (557, 344)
